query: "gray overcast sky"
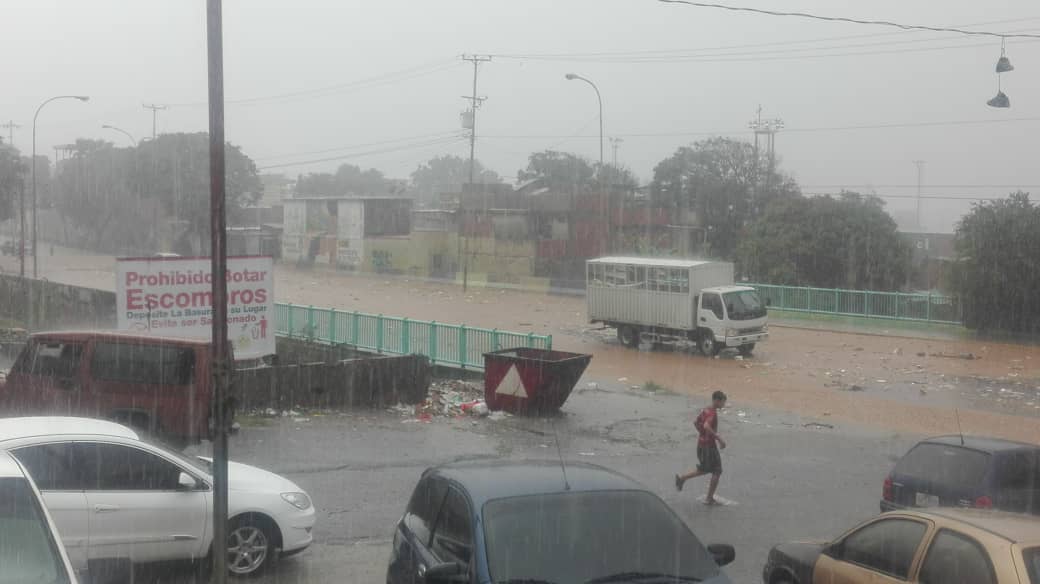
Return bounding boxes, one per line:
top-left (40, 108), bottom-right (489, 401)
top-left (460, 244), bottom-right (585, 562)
top-left (3, 0), bottom-right (1038, 232)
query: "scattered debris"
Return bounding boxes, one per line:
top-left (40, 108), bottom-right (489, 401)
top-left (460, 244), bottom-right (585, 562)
top-left (578, 451), bottom-right (596, 457)
top-left (930, 352), bottom-right (976, 360)
top-left (804, 422), bottom-right (835, 430)
top-left (893, 347), bottom-right (903, 356)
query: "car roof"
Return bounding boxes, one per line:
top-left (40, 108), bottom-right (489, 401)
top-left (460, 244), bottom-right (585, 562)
top-left (0, 450), bottom-right (26, 478)
top-left (429, 459), bottom-right (647, 505)
top-left (0, 417), bottom-right (139, 444)
top-left (30, 330), bottom-right (210, 347)
top-left (899, 508), bottom-right (1040, 544)
top-left (922, 435), bottom-right (1040, 453)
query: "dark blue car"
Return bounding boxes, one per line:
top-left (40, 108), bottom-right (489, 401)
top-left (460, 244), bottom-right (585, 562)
top-left (881, 435), bottom-right (1040, 515)
top-left (387, 460), bottom-right (735, 584)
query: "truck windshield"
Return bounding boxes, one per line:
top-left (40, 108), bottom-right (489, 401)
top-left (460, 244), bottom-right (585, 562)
top-left (723, 290), bottom-right (766, 321)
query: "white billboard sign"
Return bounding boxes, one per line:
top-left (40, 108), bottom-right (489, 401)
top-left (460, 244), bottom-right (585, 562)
top-left (116, 256), bottom-right (275, 360)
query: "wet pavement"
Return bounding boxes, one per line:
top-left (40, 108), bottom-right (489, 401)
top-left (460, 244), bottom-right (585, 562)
top-left (166, 375), bottom-right (919, 584)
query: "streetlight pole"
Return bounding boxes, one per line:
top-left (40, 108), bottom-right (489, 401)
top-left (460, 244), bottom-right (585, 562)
top-left (101, 124), bottom-right (137, 147)
top-left (565, 73), bottom-right (607, 251)
top-left (32, 95), bottom-right (89, 279)
top-left (564, 73), bottom-right (603, 167)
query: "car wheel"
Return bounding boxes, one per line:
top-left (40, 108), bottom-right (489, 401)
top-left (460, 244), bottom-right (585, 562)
top-left (738, 343), bottom-right (755, 357)
top-left (617, 325), bottom-right (640, 348)
top-left (698, 332), bottom-right (720, 357)
top-left (227, 515), bottom-right (278, 577)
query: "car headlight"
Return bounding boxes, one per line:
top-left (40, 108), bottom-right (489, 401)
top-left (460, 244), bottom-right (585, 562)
top-left (725, 328), bottom-right (738, 338)
top-left (281, 492), bottom-right (312, 510)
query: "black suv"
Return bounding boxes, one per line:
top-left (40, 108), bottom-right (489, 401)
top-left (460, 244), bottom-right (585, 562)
top-left (881, 435), bottom-right (1040, 515)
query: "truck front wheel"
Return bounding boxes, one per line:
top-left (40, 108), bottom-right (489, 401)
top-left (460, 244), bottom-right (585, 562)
top-left (738, 343), bottom-right (755, 357)
top-left (698, 332), bottom-right (721, 357)
top-left (617, 325), bottom-right (640, 348)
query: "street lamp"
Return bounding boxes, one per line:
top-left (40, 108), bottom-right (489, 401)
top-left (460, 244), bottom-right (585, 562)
top-left (101, 124), bottom-right (137, 147)
top-left (32, 95), bottom-right (89, 278)
top-left (564, 73), bottom-right (603, 167)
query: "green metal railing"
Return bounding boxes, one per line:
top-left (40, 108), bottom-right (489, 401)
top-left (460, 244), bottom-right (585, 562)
top-left (274, 302), bottom-right (552, 370)
top-left (748, 284), bottom-right (962, 325)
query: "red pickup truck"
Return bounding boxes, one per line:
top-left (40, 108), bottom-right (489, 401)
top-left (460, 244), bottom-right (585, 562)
top-left (0, 331), bottom-right (222, 446)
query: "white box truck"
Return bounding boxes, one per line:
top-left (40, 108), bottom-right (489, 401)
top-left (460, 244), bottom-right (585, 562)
top-left (586, 256), bottom-right (769, 356)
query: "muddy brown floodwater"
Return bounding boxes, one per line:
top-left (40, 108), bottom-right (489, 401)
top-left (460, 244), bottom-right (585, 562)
top-left (5, 247), bottom-right (1040, 444)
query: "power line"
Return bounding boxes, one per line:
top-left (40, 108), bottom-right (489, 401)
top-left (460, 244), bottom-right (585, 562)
top-left (168, 57), bottom-right (460, 107)
top-left (482, 116), bottom-right (1040, 140)
top-left (142, 103), bottom-right (167, 139)
top-left (257, 135), bottom-right (466, 170)
top-left (657, 0), bottom-right (1040, 39)
top-left (804, 184), bottom-right (1040, 189)
top-left (253, 130), bottom-right (464, 161)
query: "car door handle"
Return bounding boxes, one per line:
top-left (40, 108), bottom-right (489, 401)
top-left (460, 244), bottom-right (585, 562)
top-left (700, 317), bottom-right (706, 322)
top-left (93, 504), bottom-right (120, 514)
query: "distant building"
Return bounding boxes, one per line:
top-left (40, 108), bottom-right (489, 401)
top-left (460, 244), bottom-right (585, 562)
top-left (901, 231), bottom-right (956, 291)
top-left (259, 173), bottom-right (294, 207)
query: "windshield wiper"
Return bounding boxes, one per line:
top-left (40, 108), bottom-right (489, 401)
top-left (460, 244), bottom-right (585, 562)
top-left (585, 572), bottom-right (703, 583)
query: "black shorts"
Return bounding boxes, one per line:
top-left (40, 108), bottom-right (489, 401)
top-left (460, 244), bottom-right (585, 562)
top-left (697, 443), bottom-right (722, 475)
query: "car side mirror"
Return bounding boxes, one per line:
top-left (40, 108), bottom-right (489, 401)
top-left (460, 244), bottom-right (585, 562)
top-left (422, 561), bottom-right (467, 583)
top-left (823, 541), bottom-right (842, 559)
top-left (707, 543), bottom-right (735, 567)
top-left (178, 472), bottom-right (197, 490)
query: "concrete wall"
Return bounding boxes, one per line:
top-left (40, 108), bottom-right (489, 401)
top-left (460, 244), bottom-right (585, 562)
top-left (234, 353), bottom-right (430, 411)
top-left (0, 274), bottom-right (116, 329)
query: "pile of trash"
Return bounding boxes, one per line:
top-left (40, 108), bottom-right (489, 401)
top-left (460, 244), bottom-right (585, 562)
top-left (390, 379), bottom-right (509, 422)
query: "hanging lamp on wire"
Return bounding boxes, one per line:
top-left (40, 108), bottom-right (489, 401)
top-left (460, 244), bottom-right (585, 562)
top-left (996, 37), bottom-right (1014, 73)
top-left (988, 37), bottom-right (1012, 108)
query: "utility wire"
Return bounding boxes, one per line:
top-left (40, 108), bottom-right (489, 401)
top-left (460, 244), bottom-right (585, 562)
top-left (491, 17), bottom-right (1040, 59)
top-left (253, 130), bottom-right (464, 161)
top-left (257, 135), bottom-right (466, 170)
top-left (657, 0), bottom-right (1040, 39)
top-left (482, 116), bottom-right (1040, 140)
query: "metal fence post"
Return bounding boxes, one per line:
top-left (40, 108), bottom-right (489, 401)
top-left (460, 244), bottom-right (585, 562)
top-left (429, 321), bottom-right (438, 365)
top-left (864, 291), bottom-right (869, 317)
top-left (459, 325), bottom-right (468, 369)
top-left (329, 308), bottom-right (337, 344)
top-left (527, 332), bottom-right (534, 348)
top-left (402, 317), bottom-right (410, 354)
top-left (286, 303), bottom-right (294, 338)
top-left (376, 314), bottom-right (384, 353)
top-left (492, 328), bottom-right (500, 351)
top-left (307, 305), bottom-right (315, 341)
top-left (834, 289), bottom-right (839, 314)
top-left (351, 310), bottom-right (360, 346)
top-left (546, 334), bottom-right (553, 350)
top-left (926, 293), bottom-right (932, 322)
top-left (894, 294), bottom-right (900, 319)
top-left (780, 287), bottom-right (785, 309)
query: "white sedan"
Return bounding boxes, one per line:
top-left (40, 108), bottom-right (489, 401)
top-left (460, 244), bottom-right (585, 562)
top-left (0, 417), bottom-right (315, 577)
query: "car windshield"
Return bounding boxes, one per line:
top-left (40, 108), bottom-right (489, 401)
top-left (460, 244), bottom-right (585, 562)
top-left (0, 477), bottom-right (70, 584)
top-left (722, 290), bottom-right (765, 321)
top-left (1025, 547), bottom-right (1040, 584)
top-left (483, 490), bottom-right (719, 584)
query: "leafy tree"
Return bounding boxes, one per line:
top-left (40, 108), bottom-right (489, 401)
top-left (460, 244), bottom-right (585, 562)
top-left (52, 132), bottom-right (260, 253)
top-left (737, 192), bottom-right (910, 290)
top-left (650, 137), bottom-right (799, 258)
top-left (296, 163), bottom-right (392, 197)
top-left (0, 141), bottom-right (24, 223)
top-left (952, 191), bottom-right (1040, 332)
top-left (518, 150), bottom-right (596, 193)
top-left (410, 155), bottom-right (500, 204)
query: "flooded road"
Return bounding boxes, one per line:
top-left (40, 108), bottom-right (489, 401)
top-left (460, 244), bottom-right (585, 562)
top-left (5, 246), bottom-right (1040, 443)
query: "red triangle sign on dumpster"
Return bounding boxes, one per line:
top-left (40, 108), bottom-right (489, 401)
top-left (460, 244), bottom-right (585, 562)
top-left (494, 364), bottom-right (529, 397)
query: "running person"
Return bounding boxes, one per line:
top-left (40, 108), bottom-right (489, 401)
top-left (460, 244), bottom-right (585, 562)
top-left (675, 390), bottom-right (727, 504)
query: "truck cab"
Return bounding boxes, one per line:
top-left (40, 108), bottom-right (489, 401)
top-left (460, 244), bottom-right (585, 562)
top-left (696, 285), bottom-right (769, 356)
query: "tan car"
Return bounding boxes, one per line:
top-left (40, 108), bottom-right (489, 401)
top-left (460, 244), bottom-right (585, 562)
top-left (762, 508), bottom-right (1040, 584)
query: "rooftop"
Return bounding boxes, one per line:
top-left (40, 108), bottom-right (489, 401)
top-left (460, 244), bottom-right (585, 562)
top-left (587, 256), bottom-right (720, 269)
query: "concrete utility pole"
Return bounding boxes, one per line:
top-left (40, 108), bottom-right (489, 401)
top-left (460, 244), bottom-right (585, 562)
top-left (142, 103), bottom-right (168, 139)
top-left (1, 121), bottom-right (19, 148)
top-left (205, 1), bottom-right (231, 581)
top-left (459, 54), bottom-right (490, 293)
top-left (913, 160), bottom-right (925, 231)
